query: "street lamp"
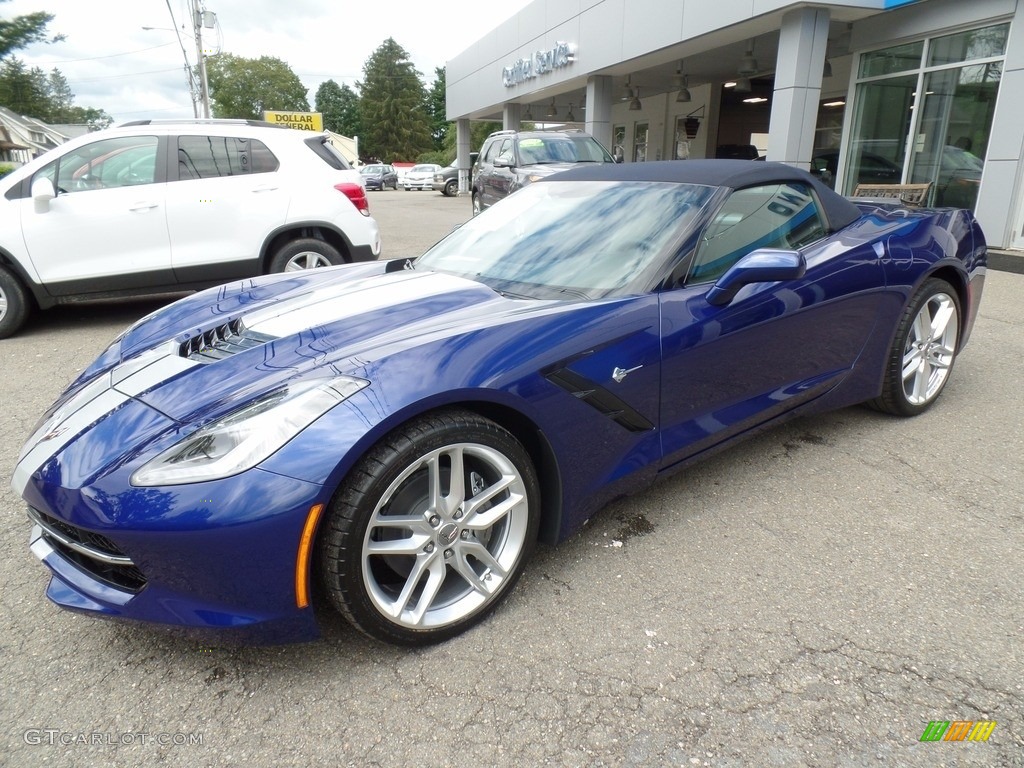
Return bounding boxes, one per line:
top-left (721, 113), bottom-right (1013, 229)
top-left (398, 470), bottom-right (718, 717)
top-left (142, 25), bottom-right (199, 117)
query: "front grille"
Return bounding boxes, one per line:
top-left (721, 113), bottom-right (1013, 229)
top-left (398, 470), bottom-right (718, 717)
top-left (179, 319), bottom-right (276, 362)
top-left (29, 507), bottom-right (147, 592)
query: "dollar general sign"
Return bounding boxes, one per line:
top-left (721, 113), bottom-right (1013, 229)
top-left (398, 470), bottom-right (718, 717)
top-left (263, 111), bottom-right (324, 132)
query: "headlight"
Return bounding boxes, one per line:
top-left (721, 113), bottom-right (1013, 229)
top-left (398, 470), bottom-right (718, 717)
top-left (131, 376), bottom-right (368, 486)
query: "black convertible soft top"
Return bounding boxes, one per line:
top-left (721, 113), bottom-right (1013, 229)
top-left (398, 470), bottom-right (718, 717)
top-left (543, 159), bottom-right (862, 233)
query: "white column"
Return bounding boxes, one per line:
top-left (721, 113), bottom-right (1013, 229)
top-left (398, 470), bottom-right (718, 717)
top-left (503, 103), bottom-right (522, 131)
top-left (585, 75), bottom-right (613, 151)
top-left (766, 7), bottom-right (830, 169)
top-left (456, 118), bottom-right (472, 195)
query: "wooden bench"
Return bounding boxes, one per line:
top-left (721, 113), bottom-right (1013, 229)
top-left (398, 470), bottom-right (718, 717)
top-left (852, 182), bottom-right (931, 207)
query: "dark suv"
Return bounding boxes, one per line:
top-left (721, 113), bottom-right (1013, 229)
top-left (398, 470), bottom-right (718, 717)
top-left (471, 129), bottom-right (614, 213)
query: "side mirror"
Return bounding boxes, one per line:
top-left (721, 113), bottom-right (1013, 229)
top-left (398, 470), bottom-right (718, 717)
top-left (706, 249), bottom-right (806, 306)
top-left (493, 155), bottom-right (514, 169)
top-left (31, 177), bottom-right (56, 214)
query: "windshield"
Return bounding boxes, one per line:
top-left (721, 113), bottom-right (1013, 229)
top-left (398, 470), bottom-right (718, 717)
top-left (515, 136), bottom-right (613, 166)
top-left (416, 180), bottom-right (714, 299)
top-left (412, 164), bottom-right (436, 173)
top-left (360, 166), bottom-right (383, 175)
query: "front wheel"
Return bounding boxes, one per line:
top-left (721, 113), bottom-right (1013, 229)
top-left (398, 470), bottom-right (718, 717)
top-left (268, 238), bottom-right (344, 273)
top-left (471, 192), bottom-right (482, 215)
top-left (0, 265), bottom-right (31, 339)
top-left (869, 277), bottom-right (961, 416)
top-left (444, 178), bottom-right (458, 197)
top-left (319, 409), bottom-right (540, 646)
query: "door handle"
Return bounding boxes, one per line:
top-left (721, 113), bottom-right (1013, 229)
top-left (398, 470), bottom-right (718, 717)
top-left (252, 185), bottom-right (279, 192)
top-left (128, 202), bottom-right (158, 212)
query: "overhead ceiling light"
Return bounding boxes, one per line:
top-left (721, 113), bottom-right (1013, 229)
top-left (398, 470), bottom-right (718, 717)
top-left (523, 104), bottom-right (534, 120)
top-left (738, 40), bottom-right (758, 76)
top-left (823, 100), bottom-right (846, 107)
top-left (675, 59), bottom-right (691, 103)
top-left (822, 58), bottom-right (833, 78)
top-left (629, 87), bottom-right (642, 111)
top-left (742, 97), bottom-right (768, 103)
top-left (621, 75), bottom-right (634, 101)
top-left (735, 77), bottom-right (752, 93)
top-left (724, 81), bottom-right (737, 89)
top-left (566, 102), bottom-right (576, 122)
top-left (546, 98), bottom-right (557, 118)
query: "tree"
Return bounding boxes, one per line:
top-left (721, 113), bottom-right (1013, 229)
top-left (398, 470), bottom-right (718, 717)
top-left (315, 79), bottom-right (361, 137)
top-left (426, 66), bottom-right (447, 150)
top-left (0, 0), bottom-right (63, 59)
top-left (358, 38), bottom-right (433, 162)
top-left (207, 53), bottom-right (309, 120)
top-left (0, 57), bottom-right (111, 128)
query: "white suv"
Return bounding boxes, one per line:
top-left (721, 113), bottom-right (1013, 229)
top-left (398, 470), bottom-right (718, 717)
top-left (0, 119), bottom-right (382, 338)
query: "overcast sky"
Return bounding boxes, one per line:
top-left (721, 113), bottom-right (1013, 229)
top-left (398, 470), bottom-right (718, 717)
top-left (4, 0), bottom-right (533, 123)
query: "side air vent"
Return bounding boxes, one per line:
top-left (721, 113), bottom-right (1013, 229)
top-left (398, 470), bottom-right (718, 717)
top-left (545, 367), bottom-right (655, 433)
top-left (179, 319), bottom-right (276, 362)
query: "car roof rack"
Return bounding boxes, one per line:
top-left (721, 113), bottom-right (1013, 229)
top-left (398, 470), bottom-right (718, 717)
top-left (118, 119), bottom-right (284, 128)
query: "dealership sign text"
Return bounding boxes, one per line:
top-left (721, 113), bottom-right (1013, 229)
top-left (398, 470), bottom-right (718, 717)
top-left (503, 42), bottom-right (575, 87)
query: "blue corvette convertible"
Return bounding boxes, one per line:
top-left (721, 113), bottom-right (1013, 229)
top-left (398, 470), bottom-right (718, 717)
top-left (13, 160), bottom-right (986, 646)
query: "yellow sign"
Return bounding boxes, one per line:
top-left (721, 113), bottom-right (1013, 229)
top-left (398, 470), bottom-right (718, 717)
top-left (263, 111), bottom-right (324, 132)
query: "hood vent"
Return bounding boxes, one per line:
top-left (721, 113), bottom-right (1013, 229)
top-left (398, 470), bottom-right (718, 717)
top-left (179, 319), bottom-right (277, 363)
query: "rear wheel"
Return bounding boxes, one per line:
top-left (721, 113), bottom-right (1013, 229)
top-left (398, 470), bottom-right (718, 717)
top-left (319, 409), bottom-right (540, 646)
top-left (0, 265), bottom-right (30, 339)
top-left (268, 238), bottom-right (345, 273)
top-left (869, 277), bottom-right (961, 416)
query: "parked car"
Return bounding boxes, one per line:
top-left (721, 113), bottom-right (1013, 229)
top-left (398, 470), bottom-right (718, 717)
top-left (432, 153), bottom-right (478, 196)
top-left (811, 148), bottom-right (902, 188)
top-left (360, 163), bottom-right (398, 190)
top-left (471, 128), bottom-right (614, 214)
top-left (14, 160), bottom-right (985, 647)
top-left (0, 119), bottom-right (380, 339)
top-left (404, 163), bottom-right (441, 191)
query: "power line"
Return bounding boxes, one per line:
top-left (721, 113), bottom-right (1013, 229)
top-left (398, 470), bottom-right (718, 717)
top-left (22, 42), bottom-right (177, 65)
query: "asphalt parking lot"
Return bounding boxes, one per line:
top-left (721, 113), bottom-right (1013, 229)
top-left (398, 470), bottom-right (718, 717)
top-left (1, 188), bottom-right (1022, 767)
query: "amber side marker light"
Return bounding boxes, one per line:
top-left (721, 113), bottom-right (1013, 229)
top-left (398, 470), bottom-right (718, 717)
top-left (295, 504), bottom-right (325, 608)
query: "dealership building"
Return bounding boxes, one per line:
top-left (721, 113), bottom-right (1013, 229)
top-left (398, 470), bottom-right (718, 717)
top-left (446, 0), bottom-right (1024, 250)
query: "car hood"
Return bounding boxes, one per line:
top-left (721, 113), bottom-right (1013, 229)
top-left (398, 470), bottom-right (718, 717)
top-left (97, 263), bottom-right (552, 423)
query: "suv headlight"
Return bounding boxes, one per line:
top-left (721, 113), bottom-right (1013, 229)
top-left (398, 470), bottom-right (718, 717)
top-left (131, 376), bottom-right (368, 486)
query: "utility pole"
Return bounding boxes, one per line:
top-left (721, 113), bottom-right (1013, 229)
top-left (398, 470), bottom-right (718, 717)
top-left (192, 0), bottom-right (212, 118)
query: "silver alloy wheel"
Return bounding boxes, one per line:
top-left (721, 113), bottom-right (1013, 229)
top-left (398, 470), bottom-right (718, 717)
top-left (284, 251), bottom-right (333, 271)
top-left (361, 442), bottom-right (530, 629)
top-left (902, 291), bottom-right (959, 405)
top-left (472, 194), bottom-right (481, 215)
top-left (0, 284), bottom-right (7, 321)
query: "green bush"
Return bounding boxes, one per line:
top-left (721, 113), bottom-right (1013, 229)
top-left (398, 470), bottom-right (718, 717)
top-left (0, 164), bottom-right (16, 179)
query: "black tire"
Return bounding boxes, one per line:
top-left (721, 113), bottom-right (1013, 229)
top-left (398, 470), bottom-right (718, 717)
top-left (869, 277), bottom-right (961, 417)
top-left (319, 409), bottom-right (540, 646)
top-left (268, 238), bottom-right (345, 273)
top-left (472, 192), bottom-right (482, 215)
top-left (444, 178), bottom-right (458, 197)
top-left (0, 265), bottom-right (30, 339)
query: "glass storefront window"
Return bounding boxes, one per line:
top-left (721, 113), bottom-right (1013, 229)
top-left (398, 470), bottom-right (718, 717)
top-left (859, 41), bottom-right (923, 78)
top-left (929, 24), bottom-right (1009, 66)
top-left (633, 122), bottom-right (649, 163)
top-left (909, 63), bottom-right (1001, 209)
top-left (842, 23), bottom-right (1009, 210)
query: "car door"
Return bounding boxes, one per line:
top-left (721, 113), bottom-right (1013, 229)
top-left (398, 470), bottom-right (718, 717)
top-left (658, 181), bottom-right (886, 468)
top-left (18, 135), bottom-right (171, 293)
top-left (164, 134), bottom-right (287, 282)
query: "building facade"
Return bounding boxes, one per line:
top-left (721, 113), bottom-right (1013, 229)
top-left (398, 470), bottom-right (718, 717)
top-left (445, 0), bottom-right (1024, 250)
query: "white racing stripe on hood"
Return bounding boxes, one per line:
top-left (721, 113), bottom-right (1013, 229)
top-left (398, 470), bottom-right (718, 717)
top-left (11, 349), bottom-right (197, 497)
top-left (242, 270), bottom-right (484, 338)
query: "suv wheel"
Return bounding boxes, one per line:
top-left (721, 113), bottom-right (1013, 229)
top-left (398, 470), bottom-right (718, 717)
top-left (444, 179), bottom-right (458, 197)
top-left (269, 238), bottom-right (345, 272)
top-left (472, 192), bottom-right (482, 216)
top-left (0, 265), bottom-right (31, 339)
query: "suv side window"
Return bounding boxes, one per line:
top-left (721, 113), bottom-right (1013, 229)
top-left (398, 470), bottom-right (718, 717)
top-left (177, 136), bottom-right (279, 180)
top-left (35, 136), bottom-right (159, 194)
top-left (481, 138), bottom-right (501, 164)
top-left (688, 183), bottom-right (826, 284)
